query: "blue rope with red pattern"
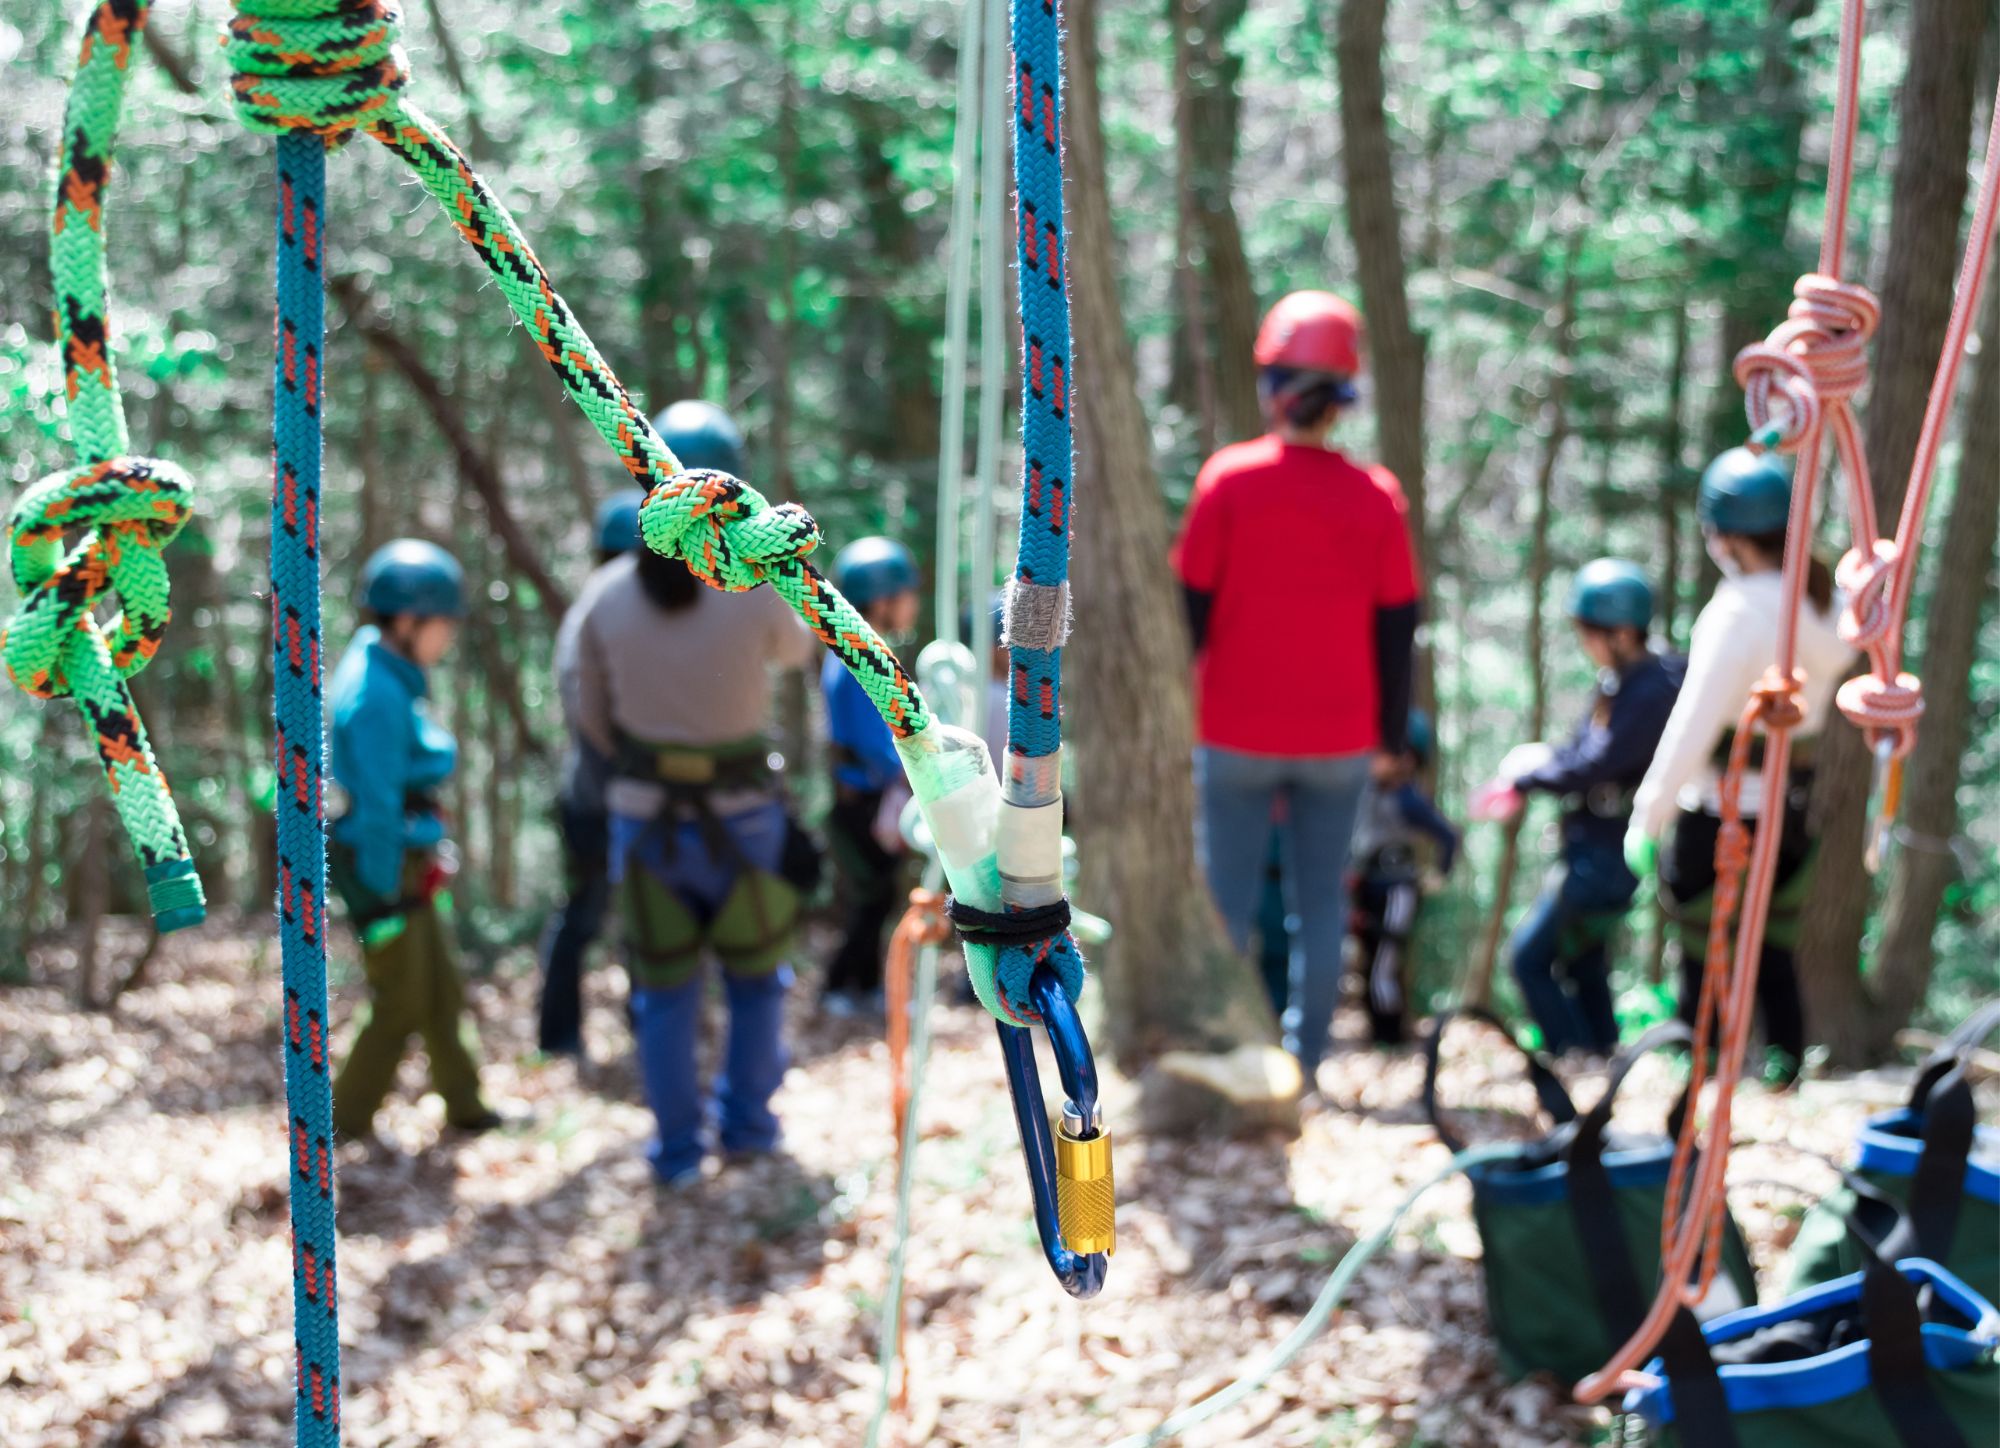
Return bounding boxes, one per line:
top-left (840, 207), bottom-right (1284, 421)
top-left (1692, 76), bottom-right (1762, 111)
top-left (989, 0), bottom-right (1088, 1020)
top-left (272, 131), bottom-right (342, 1446)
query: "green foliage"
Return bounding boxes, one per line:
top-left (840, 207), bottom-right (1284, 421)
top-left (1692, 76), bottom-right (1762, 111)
top-left (0, 0), bottom-right (1987, 1033)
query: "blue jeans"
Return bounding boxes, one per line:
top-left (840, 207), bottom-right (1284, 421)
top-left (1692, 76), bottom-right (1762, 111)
top-left (612, 801), bottom-right (792, 1180)
top-left (1196, 747), bottom-right (1373, 1077)
top-left (1509, 842), bottom-right (1635, 1055)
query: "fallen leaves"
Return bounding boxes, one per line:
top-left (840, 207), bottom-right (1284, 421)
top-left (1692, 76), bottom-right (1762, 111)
top-left (0, 921), bottom-right (1899, 1446)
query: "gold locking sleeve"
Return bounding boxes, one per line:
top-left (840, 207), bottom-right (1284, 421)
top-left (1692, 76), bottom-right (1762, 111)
top-left (1054, 1120), bottom-right (1115, 1255)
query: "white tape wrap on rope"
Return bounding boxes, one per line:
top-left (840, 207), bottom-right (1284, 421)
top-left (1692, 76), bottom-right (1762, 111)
top-left (998, 790), bottom-right (1065, 907)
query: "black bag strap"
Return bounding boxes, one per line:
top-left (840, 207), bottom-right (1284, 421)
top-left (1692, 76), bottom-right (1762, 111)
top-left (1898, 998), bottom-right (1995, 1267)
top-left (1422, 1006), bottom-right (1576, 1153)
top-left (1565, 1022), bottom-right (1700, 1343)
top-left (1904, 1063), bottom-right (1976, 1265)
top-left (1843, 1195), bottom-right (1970, 1448)
top-left (1645, 1179), bottom-right (1948, 1448)
top-left (1653, 1304), bottom-right (1740, 1448)
top-left (1579, 1021), bottom-right (1697, 1144)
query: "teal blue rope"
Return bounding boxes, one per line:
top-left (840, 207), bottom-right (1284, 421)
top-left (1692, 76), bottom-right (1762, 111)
top-left (272, 130), bottom-right (342, 1446)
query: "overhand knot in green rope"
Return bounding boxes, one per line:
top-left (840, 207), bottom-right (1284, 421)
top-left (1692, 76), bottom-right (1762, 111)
top-left (637, 469), bottom-right (823, 592)
top-left (4, 457), bottom-right (203, 928)
top-left (226, 0), bottom-right (410, 138)
top-left (5, 457), bottom-right (192, 696)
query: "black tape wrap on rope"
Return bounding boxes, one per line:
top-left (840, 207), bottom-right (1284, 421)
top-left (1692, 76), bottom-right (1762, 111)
top-left (946, 897), bottom-right (1073, 950)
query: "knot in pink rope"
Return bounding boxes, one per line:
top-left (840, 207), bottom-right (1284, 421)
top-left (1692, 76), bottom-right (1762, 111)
top-left (1733, 274), bottom-right (1881, 449)
top-left (1835, 538), bottom-right (1899, 651)
top-left (1836, 671), bottom-right (1924, 755)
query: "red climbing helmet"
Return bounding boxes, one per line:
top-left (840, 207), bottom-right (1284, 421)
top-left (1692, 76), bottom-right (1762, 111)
top-left (1254, 291), bottom-right (1363, 376)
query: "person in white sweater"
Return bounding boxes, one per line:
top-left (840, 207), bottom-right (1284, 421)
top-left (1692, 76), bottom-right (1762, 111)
top-left (1626, 448), bottom-right (1855, 1085)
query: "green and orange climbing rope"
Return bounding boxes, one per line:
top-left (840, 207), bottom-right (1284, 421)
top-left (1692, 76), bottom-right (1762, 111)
top-left (5, 0), bottom-right (204, 934)
top-left (11, 1), bottom-right (1112, 1440)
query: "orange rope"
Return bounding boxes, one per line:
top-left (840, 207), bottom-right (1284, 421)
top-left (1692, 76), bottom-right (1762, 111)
top-left (1576, 0), bottom-right (2000, 1401)
top-left (882, 889), bottom-right (951, 1431)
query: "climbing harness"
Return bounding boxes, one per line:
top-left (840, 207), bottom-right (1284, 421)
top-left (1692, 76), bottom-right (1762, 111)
top-left (1575, 0), bottom-right (2000, 1402)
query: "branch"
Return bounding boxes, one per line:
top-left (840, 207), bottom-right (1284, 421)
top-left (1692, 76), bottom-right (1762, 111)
top-left (329, 274), bottom-right (570, 625)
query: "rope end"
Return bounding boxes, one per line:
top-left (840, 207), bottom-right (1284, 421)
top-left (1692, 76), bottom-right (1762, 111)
top-left (145, 858), bottom-right (207, 934)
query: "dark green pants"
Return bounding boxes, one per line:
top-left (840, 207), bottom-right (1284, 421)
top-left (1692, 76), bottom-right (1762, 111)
top-left (332, 898), bottom-right (487, 1138)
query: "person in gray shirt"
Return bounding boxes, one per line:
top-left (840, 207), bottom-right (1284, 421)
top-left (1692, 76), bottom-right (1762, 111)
top-left (559, 401), bottom-right (820, 1185)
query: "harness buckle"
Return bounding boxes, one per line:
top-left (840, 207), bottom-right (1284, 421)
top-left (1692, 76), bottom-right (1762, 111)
top-left (652, 751), bottom-right (718, 784)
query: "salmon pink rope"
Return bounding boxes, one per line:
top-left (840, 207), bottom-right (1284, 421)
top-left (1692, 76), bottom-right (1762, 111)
top-left (1576, 0), bottom-right (2000, 1402)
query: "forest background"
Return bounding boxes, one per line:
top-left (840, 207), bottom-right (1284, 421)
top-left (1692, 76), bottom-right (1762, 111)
top-left (1, 0), bottom-right (1995, 1065)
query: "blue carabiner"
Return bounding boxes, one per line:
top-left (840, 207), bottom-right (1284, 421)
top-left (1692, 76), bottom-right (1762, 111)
top-left (995, 962), bottom-right (1112, 1299)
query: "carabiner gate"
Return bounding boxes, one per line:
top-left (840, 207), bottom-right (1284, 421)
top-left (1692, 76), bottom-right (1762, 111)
top-left (995, 962), bottom-right (1113, 1298)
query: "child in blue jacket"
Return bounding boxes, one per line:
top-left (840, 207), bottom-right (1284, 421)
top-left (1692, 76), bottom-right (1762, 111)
top-left (329, 539), bottom-right (497, 1141)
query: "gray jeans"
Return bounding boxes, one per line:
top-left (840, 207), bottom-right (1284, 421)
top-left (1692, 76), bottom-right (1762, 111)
top-left (1195, 746), bottom-right (1373, 1077)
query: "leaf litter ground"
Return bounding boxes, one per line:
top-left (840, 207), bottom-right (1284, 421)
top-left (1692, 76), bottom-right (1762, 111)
top-left (0, 921), bottom-right (1908, 1446)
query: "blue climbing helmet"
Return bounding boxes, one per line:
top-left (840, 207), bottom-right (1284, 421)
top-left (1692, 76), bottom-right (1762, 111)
top-left (594, 489), bottom-right (646, 556)
top-left (360, 538), bottom-right (464, 619)
top-left (653, 399), bottom-right (746, 476)
top-left (1566, 557), bottom-right (1653, 632)
top-left (1699, 446), bottom-right (1793, 536)
top-left (832, 537), bottom-right (920, 609)
top-left (1406, 707), bottom-right (1434, 765)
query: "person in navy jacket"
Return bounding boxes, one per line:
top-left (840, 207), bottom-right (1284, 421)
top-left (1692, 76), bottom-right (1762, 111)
top-left (1492, 559), bottom-right (1680, 1056)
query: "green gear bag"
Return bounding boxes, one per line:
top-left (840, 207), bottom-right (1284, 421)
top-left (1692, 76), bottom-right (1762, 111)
top-left (1788, 999), bottom-right (2000, 1306)
top-left (1625, 1236), bottom-right (1999, 1448)
top-left (1424, 1011), bottom-right (1758, 1386)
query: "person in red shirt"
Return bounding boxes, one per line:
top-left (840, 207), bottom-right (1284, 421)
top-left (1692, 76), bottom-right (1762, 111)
top-left (1173, 291), bottom-right (1420, 1083)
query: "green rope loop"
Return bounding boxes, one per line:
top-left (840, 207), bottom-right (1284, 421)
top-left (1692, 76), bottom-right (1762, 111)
top-left (227, 0), bottom-right (409, 137)
top-left (16, 1), bottom-right (205, 928)
top-left (4, 456), bottom-right (193, 697)
top-left (636, 468), bottom-right (823, 592)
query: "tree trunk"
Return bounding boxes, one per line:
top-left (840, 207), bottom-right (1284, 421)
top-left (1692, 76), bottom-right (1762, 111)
top-left (768, 12), bottom-right (802, 502)
top-left (1703, 0), bottom-right (1819, 461)
top-left (1063, 0), bottom-right (1279, 1071)
top-left (847, 98), bottom-right (945, 468)
top-left (1462, 239), bottom-right (1578, 1007)
top-left (1659, 300), bottom-right (1691, 649)
top-left (1647, 298), bottom-right (1695, 982)
top-left (1858, 255), bottom-right (2000, 1047)
top-left (633, 21), bottom-right (691, 415)
top-left (358, 349), bottom-right (390, 559)
top-left (330, 274), bottom-right (571, 625)
top-left (1795, 0), bottom-right (1993, 1064)
top-left (1172, 0), bottom-right (1261, 447)
top-left (1334, 0), bottom-right (1434, 720)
